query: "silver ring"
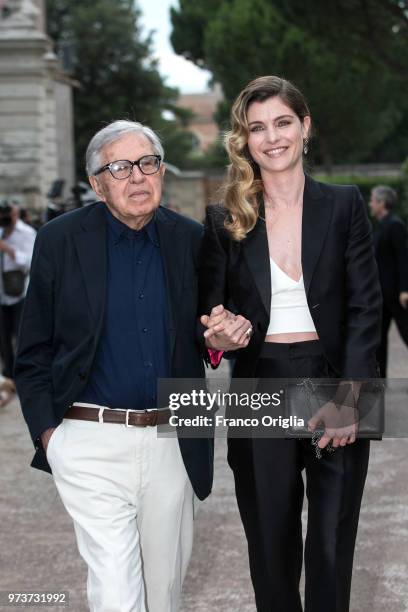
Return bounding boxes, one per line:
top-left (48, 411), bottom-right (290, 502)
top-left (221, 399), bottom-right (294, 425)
top-left (245, 326), bottom-right (253, 338)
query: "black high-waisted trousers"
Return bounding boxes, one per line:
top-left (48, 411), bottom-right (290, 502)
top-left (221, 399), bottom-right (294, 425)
top-left (228, 340), bottom-right (370, 612)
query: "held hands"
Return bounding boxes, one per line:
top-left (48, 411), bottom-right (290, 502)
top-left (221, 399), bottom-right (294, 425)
top-left (201, 304), bottom-right (253, 351)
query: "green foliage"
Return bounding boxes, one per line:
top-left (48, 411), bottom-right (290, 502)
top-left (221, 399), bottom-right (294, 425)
top-left (274, 0), bottom-right (408, 81)
top-left (170, 0), bottom-right (408, 168)
top-left (184, 140), bottom-right (229, 171)
top-left (401, 158), bottom-right (408, 182)
top-left (400, 158), bottom-right (408, 219)
top-left (170, 0), bottom-right (226, 66)
top-left (314, 172), bottom-right (408, 222)
top-left (46, 0), bottom-right (195, 177)
top-left (156, 118), bottom-right (197, 169)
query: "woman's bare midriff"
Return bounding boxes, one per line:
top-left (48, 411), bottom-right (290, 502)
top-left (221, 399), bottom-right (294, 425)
top-left (265, 331), bottom-right (319, 343)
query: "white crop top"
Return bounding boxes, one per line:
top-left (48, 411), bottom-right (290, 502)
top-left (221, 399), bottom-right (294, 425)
top-left (266, 257), bottom-right (317, 335)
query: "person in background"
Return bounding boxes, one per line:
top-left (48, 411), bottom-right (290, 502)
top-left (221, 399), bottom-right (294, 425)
top-left (369, 185), bottom-right (408, 376)
top-left (0, 203), bottom-right (36, 381)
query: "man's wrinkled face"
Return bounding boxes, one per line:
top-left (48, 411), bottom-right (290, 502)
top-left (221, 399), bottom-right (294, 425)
top-left (89, 132), bottom-right (165, 229)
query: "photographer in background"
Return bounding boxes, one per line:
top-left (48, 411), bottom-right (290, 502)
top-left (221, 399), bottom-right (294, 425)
top-left (0, 203), bottom-right (36, 384)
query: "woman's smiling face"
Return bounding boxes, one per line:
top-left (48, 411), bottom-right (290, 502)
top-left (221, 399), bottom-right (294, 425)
top-left (246, 95), bottom-right (310, 177)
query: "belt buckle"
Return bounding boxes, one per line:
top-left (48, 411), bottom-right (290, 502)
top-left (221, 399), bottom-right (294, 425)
top-left (125, 409), bottom-right (157, 427)
top-left (125, 409), bottom-right (137, 428)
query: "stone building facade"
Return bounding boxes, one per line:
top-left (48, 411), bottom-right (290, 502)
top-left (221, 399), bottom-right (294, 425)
top-left (0, 0), bottom-right (75, 209)
top-left (164, 170), bottom-right (224, 222)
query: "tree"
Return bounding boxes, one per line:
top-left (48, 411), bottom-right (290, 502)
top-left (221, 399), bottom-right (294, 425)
top-left (273, 0), bottom-right (408, 80)
top-left (170, 0), bottom-right (407, 168)
top-left (46, 0), bottom-right (194, 178)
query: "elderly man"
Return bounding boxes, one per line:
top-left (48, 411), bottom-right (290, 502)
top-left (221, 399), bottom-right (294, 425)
top-left (15, 120), bottom-right (213, 612)
top-left (369, 185), bottom-right (408, 376)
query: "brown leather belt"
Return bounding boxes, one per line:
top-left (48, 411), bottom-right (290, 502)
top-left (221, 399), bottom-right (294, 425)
top-left (65, 405), bottom-right (171, 427)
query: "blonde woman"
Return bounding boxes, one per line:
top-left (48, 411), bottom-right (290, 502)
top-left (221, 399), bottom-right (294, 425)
top-left (198, 76), bottom-right (381, 612)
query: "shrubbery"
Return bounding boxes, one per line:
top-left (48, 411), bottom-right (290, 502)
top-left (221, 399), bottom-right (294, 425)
top-left (314, 166), bottom-right (408, 222)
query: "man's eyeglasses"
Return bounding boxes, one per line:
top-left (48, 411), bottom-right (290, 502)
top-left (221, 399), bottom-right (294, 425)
top-left (94, 155), bottom-right (162, 180)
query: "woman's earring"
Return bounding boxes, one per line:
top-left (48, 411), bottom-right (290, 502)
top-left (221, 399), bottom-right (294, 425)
top-left (303, 137), bottom-right (309, 155)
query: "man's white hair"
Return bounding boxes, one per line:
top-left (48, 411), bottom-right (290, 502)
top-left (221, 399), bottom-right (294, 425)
top-left (85, 120), bottom-right (164, 176)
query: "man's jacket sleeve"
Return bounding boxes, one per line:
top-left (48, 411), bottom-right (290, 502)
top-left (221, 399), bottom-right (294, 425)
top-left (15, 228), bottom-right (59, 446)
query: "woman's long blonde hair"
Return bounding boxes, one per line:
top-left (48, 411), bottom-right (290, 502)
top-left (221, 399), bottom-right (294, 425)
top-left (223, 76), bottom-right (311, 241)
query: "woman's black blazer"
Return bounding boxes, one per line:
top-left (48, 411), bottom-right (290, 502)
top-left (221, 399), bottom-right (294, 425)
top-left (198, 175), bottom-right (382, 379)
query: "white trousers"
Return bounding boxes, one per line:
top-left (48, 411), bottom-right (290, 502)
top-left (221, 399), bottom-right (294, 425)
top-left (46, 417), bottom-right (194, 612)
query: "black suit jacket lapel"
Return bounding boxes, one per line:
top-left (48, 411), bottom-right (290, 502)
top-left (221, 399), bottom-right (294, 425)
top-left (302, 175), bottom-right (334, 295)
top-left (243, 215), bottom-right (271, 316)
top-left (156, 207), bottom-right (185, 359)
top-left (73, 203), bottom-right (107, 334)
top-left (242, 175), bottom-right (333, 314)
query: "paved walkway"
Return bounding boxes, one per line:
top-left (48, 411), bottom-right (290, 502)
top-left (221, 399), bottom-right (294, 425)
top-left (0, 324), bottom-right (407, 611)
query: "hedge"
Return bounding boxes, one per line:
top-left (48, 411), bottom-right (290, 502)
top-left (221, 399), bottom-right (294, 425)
top-left (312, 168), bottom-right (408, 223)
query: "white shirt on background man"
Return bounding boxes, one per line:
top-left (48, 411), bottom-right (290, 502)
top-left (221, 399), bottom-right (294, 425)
top-left (0, 219), bottom-right (36, 306)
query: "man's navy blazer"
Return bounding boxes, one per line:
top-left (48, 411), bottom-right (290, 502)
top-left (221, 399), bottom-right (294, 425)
top-left (15, 202), bottom-right (213, 501)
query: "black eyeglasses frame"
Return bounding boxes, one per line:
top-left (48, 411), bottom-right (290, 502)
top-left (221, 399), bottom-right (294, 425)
top-left (94, 154), bottom-right (162, 179)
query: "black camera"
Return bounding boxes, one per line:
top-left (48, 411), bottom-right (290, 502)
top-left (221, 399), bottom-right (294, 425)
top-left (0, 203), bottom-right (12, 229)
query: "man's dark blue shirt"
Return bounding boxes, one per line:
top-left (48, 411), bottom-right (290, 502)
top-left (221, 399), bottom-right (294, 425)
top-left (78, 206), bottom-right (170, 409)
